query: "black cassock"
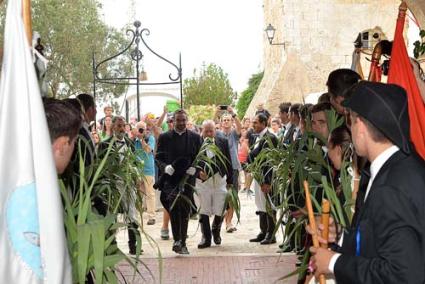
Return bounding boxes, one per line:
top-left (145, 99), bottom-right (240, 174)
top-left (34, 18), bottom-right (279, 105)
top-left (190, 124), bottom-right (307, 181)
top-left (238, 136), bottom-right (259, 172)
top-left (334, 150), bottom-right (425, 283)
top-left (155, 129), bottom-right (202, 244)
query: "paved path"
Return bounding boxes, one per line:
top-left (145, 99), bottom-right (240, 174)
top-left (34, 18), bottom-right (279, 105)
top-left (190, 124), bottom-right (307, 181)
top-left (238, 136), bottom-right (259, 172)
top-left (117, 191), bottom-right (299, 283)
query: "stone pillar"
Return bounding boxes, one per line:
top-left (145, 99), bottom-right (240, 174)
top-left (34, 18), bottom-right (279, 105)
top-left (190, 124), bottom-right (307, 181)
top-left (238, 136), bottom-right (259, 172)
top-left (246, 0), bottom-right (400, 118)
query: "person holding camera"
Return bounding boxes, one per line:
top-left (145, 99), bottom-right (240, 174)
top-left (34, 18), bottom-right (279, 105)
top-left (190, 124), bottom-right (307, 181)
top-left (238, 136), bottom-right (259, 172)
top-left (135, 121), bottom-right (157, 225)
top-left (216, 105), bottom-right (242, 233)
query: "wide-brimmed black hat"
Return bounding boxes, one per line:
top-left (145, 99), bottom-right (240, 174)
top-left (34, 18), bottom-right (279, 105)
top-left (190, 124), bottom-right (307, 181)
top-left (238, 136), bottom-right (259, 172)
top-left (343, 81), bottom-right (411, 154)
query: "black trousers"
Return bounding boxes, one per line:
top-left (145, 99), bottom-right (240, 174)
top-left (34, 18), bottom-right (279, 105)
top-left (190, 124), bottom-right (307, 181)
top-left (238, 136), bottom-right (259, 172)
top-left (160, 185), bottom-right (193, 244)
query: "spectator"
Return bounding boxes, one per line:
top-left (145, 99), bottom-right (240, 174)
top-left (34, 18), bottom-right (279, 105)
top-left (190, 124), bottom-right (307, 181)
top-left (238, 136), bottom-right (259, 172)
top-left (100, 115), bottom-right (113, 141)
top-left (216, 106), bottom-right (242, 233)
top-left (98, 105), bottom-right (113, 126)
top-left (135, 121), bottom-right (157, 225)
top-left (270, 117), bottom-right (281, 135)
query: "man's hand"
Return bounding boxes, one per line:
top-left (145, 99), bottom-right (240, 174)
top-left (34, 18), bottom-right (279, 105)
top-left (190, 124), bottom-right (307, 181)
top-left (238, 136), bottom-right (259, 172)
top-left (199, 170), bottom-right (208, 181)
top-left (227, 106), bottom-right (234, 114)
top-left (260, 184), bottom-right (271, 193)
top-left (165, 165), bottom-right (175, 176)
top-left (309, 247), bottom-right (334, 278)
top-left (186, 167), bottom-right (196, 176)
top-left (306, 216), bottom-right (338, 244)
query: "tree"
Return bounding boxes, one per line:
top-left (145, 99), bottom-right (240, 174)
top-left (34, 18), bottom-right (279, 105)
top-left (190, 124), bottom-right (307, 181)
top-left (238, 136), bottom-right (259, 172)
top-left (236, 71), bottom-right (264, 117)
top-left (183, 62), bottom-right (234, 107)
top-left (0, 0), bottom-right (132, 104)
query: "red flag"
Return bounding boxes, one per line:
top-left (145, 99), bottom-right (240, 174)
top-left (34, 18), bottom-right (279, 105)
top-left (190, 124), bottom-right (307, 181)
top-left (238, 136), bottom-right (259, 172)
top-left (388, 2), bottom-right (425, 159)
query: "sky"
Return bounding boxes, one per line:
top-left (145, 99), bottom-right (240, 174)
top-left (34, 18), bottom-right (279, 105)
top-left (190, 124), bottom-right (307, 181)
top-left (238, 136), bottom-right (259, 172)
top-left (99, 0), bottom-right (264, 116)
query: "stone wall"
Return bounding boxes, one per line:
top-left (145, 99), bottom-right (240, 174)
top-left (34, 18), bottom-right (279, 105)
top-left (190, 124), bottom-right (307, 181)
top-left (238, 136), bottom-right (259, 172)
top-left (246, 0), bottom-right (400, 117)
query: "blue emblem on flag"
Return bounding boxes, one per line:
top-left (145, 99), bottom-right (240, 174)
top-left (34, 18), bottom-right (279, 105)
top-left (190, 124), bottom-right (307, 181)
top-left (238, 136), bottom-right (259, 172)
top-left (6, 182), bottom-right (43, 279)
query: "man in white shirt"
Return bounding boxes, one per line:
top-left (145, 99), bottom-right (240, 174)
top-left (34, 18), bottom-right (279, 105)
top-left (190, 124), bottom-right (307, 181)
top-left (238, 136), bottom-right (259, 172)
top-left (310, 81), bottom-right (425, 283)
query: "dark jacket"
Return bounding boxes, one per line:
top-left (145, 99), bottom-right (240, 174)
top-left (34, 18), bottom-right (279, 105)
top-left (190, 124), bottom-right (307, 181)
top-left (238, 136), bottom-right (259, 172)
top-left (282, 124), bottom-right (296, 145)
top-left (155, 130), bottom-right (202, 191)
top-left (198, 135), bottom-right (233, 185)
top-left (334, 150), bottom-right (425, 284)
top-left (248, 130), bottom-right (278, 185)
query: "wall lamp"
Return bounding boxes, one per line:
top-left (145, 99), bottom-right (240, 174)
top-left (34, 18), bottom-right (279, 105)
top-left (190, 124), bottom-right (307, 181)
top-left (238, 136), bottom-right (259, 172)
top-left (265, 24), bottom-right (285, 46)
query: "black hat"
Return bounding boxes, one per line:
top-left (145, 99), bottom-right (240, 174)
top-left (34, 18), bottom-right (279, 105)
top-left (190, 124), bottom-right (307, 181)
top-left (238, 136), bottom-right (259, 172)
top-left (343, 81), bottom-right (411, 154)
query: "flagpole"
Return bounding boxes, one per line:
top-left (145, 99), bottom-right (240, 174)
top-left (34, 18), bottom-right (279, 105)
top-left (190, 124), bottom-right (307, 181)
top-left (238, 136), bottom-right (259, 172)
top-left (22, 0), bottom-right (32, 45)
top-left (303, 181), bottom-right (326, 284)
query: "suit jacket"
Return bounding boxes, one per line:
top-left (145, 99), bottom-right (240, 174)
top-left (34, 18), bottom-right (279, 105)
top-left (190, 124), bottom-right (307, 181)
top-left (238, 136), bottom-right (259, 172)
top-left (248, 130), bottom-right (278, 185)
top-left (334, 150), bottom-right (425, 284)
top-left (198, 135), bottom-right (233, 185)
top-left (282, 124), bottom-right (296, 145)
top-left (97, 135), bottom-right (135, 159)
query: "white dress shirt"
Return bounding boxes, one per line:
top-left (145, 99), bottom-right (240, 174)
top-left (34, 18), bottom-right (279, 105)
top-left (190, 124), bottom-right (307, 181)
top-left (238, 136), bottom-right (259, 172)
top-left (328, 145), bottom-right (400, 273)
top-left (253, 127), bottom-right (268, 149)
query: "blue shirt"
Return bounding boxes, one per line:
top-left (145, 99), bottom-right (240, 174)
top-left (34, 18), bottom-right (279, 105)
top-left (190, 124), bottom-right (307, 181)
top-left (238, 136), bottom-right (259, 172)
top-left (135, 135), bottom-right (156, 176)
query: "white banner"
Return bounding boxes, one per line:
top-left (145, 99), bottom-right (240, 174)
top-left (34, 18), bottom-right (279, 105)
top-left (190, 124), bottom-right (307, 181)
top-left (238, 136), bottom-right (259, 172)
top-left (0, 0), bottom-right (72, 283)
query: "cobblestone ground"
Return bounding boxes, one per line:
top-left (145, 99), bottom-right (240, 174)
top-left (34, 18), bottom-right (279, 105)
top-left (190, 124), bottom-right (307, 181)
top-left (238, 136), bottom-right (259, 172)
top-left (117, 191), bottom-right (299, 283)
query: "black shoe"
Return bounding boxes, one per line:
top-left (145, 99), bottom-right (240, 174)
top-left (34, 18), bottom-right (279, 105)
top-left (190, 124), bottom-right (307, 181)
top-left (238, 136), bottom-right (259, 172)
top-left (213, 234), bottom-right (222, 245)
top-left (249, 232), bottom-right (266, 242)
top-left (198, 237), bottom-right (211, 249)
top-left (260, 233), bottom-right (277, 245)
top-left (211, 215), bottom-right (223, 245)
top-left (172, 241), bottom-right (182, 253)
top-left (280, 246), bottom-right (294, 252)
top-left (129, 247), bottom-right (143, 255)
top-left (179, 245), bottom-right (189, 255)
top-left (199, 214), bottom-right (212, 248)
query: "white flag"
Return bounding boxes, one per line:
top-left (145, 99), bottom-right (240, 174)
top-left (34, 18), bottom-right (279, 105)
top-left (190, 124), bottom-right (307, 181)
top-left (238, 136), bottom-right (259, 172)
top-left (0, 0), bottom-right (72, 283)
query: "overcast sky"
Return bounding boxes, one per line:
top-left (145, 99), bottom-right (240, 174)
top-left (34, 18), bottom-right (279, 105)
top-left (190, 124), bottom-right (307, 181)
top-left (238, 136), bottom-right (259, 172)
top-left (100, 0), bottom-right (264, 103)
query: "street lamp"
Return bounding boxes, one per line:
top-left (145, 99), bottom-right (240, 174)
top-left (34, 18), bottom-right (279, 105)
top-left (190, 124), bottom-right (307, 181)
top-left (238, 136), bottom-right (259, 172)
top-left (265, 23), bottom-right (285, 46)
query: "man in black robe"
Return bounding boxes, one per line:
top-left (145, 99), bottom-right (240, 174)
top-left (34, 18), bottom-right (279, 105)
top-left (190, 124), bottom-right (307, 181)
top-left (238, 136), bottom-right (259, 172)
top-left (155, 109), bottom-right (202, 254)
top-left (310, 81), bottom-right (425, 283)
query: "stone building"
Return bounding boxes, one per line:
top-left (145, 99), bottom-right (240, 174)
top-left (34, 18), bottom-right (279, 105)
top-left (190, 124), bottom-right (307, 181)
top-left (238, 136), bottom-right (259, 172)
top-left (246, 0), bottom-right (423, 117)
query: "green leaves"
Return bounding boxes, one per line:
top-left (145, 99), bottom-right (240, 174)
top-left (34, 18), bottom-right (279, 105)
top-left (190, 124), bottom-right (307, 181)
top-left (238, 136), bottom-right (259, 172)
top-left (25, 0), bottom-right (132, 102)
top-left (183, 62), bottom-right (234, 107)
top-left (236, 71), bottom-right (264, 117)
top-left (413, 29), bottom-right (425, 59)
top-left (61, 138), bottom-right (148, 283)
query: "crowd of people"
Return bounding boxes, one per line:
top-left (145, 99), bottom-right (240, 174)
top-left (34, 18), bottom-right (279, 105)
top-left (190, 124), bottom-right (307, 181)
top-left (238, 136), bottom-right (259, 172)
top-left (41, 67), bottom-right (425, 283)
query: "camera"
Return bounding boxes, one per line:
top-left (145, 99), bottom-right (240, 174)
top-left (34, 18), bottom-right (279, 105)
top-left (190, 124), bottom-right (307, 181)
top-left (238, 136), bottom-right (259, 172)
top-left (219, 105), bottom-right (228, 110)
top-left (138, 128), bottom-right (144, 134)
top-left (382, 59), bottom-right (390, 76)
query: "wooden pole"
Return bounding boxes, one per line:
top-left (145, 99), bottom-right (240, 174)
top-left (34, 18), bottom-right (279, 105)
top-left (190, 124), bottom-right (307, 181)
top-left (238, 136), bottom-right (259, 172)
top-left (303, 181), bottom-right (326, 284)
top-left (320, 199), bottom-right (330, 249)
top-left (22, 0), bottom-right (32, 45)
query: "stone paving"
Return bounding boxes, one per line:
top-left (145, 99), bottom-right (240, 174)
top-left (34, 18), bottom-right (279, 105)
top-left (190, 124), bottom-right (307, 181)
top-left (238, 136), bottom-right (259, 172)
top-left (116, 191), bottom-right (298, 283)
